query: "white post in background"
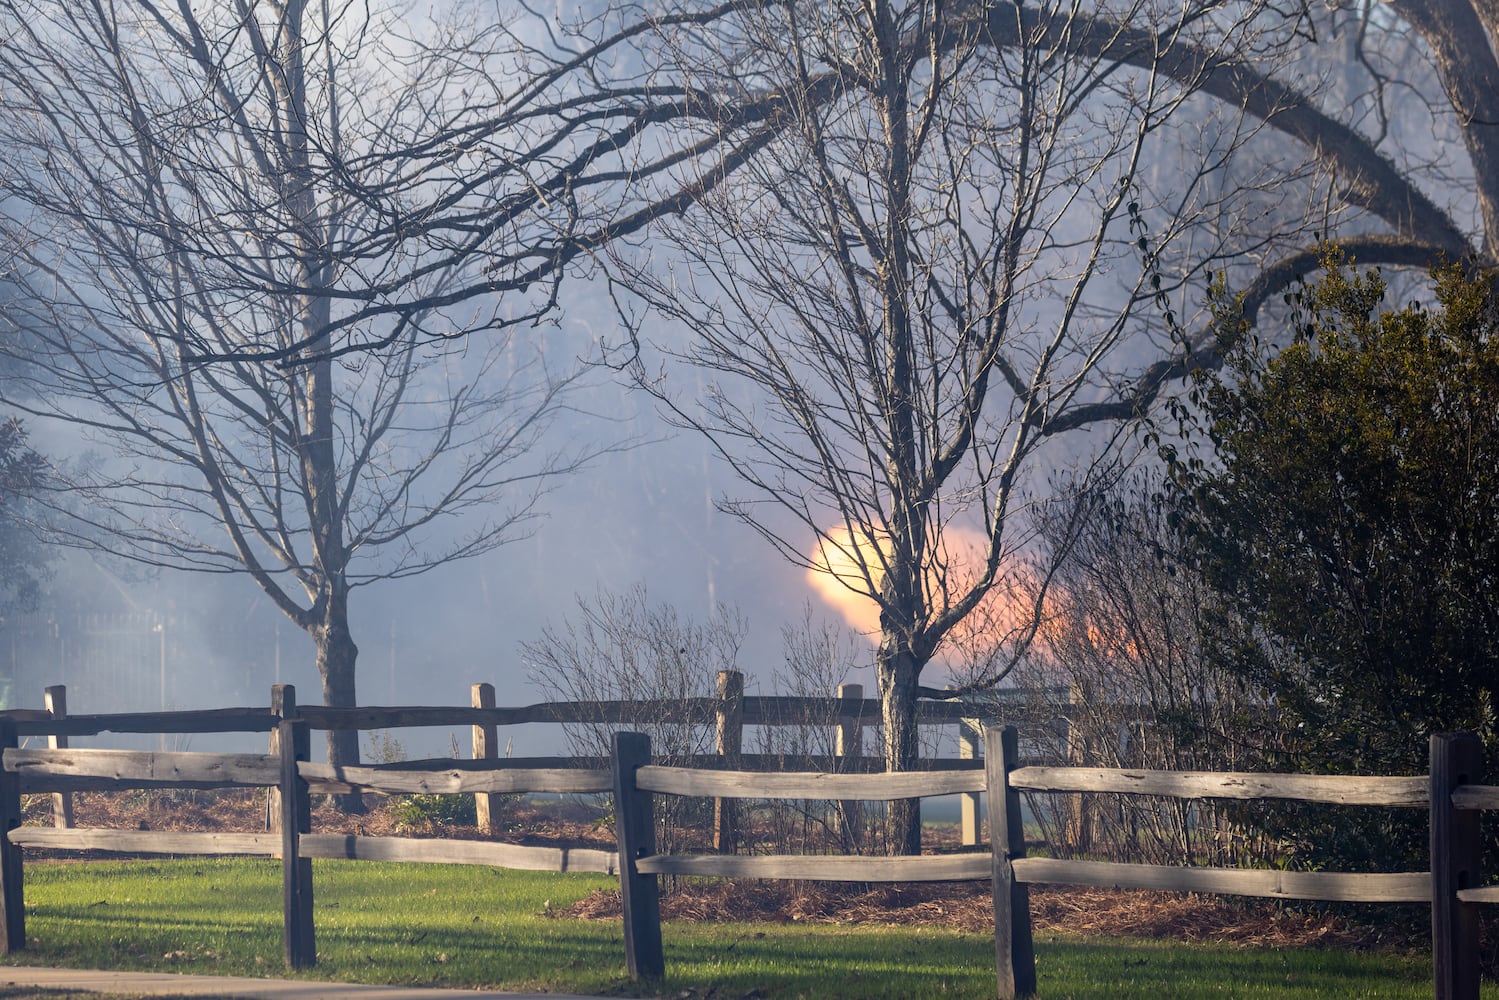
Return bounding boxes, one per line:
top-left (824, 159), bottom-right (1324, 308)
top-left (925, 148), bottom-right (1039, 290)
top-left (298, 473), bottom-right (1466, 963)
top-left (43, 685), bottom-right (72, 829)
top-left (960, 717), bottom-right (982, 846)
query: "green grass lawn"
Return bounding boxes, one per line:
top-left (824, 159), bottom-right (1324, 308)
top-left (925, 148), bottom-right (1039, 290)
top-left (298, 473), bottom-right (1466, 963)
top-left (0, 858), bottom-right (1488, 998)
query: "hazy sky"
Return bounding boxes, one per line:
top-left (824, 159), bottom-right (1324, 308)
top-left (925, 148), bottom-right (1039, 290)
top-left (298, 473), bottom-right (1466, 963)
top-left (13, 295), bottom-right (878, 758)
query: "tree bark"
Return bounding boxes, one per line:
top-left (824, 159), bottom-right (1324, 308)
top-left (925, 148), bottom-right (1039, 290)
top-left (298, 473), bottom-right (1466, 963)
top-left (877, 641), bottom-right (923, 856)
top-left (314, 593), bottom-right (364, 814)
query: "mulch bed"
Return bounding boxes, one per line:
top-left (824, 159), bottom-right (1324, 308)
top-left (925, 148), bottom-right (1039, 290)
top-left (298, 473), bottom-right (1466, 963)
top-left (559, 878), bottom-right (1388, 952)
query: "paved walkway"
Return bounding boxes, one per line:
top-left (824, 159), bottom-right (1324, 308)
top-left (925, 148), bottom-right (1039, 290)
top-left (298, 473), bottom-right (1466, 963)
top-left (0, 966), bottom-right (605, 999)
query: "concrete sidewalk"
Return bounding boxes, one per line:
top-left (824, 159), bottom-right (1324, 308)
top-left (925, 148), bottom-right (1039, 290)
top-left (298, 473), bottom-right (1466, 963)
top-left (0, 966), bottom-right (606, 998)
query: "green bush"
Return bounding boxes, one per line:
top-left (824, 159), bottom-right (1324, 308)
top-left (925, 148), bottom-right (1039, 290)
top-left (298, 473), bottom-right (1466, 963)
top-left (391, 793), bottom-right (477, 829)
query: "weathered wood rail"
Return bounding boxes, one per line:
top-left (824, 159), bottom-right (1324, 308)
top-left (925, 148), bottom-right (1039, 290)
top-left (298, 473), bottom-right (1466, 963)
top-left (2, 684), bottom-right (1495, 999)
top-left (20, 672), bottom-right (1044, 847)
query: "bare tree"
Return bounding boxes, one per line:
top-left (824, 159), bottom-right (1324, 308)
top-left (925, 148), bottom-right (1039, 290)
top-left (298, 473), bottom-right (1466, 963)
top-left (611, 0), bottom-right (1297, 852)
top-left (0, 0), bottom-right (759, 787)
top-left (956, 0), bottom-right (1497, 404)
top-left (0, 417), bottom-right (49, 617)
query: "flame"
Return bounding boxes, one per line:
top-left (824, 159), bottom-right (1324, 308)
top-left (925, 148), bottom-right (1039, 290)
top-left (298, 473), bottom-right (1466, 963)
top-left (806, 523), bottom-right (1148, 677)
top-left (805, 523), bottom-right (1031, 647)
top-left (805, 525), bottom-right (887, 638)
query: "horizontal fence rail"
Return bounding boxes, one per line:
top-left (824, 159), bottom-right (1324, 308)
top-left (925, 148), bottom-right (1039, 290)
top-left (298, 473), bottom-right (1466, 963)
top-left (1009, 765), bottom-right (1431, 807)
top-left (1009, 858), bottom-right (1432, 903)
top-left (290, 693), bottom-right (1062, 731)
top-left (5, 748), bottom-right (280, 788)
top-left (298, 762), bottom-right (612, 796)
top-left (634, 765), bottom-right (987, 800)
top-left (13, 709), bottom-right (277, 738)
top-left (9, 829), bottom-right (279, 856)
top-left (634, 853), bottom-right (992, 882)
top-left (1449, 784), bottom-right (1499, 810)
top-left (296, 834), bottom-right (617, 874)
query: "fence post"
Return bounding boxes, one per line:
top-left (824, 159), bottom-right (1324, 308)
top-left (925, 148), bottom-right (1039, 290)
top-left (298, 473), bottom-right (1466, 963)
top-left (986, 725), bottom-right (1035, 999)
top-left (266, 685), bottom-right (298, 832)
top-left (960, 717), bottom-right (982, 846)
top-left (1431, 732), bottom-right (1482, 1000)
top-left (713, 669), bottom-right (743, 853)
top-left (471, 682), bottom-right (499, 836)
top-left (278, 717), bottom-right (316, 970)
top-left (612, 731), bottom-right (663, 980)
top-left (43, 686), bottom-right (73, 830)
top-left (0, 718), bottom-right (23, 954)
top-left (835, 683), bottom-right (864, 849)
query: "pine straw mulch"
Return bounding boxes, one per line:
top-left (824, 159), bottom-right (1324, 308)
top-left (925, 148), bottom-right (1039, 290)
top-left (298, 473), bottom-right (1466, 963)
top-left (20, 790), bottom-right (1405, 954)
top-left (559, 878), bottom-right (1394, 953)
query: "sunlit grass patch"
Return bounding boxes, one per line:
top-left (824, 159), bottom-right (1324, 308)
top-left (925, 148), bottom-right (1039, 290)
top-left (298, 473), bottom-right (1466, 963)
top-left (5, 859), bottom-right (1492, 998)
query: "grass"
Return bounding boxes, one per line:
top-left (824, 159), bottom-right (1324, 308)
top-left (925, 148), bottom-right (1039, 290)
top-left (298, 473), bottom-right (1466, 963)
top-left (2, 858), bottom-right (1492, 998)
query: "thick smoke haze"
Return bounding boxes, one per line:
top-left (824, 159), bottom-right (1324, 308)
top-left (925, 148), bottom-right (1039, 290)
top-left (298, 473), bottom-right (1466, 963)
top-left (0, 0), bottom-right (1199, 762)
top-left (2, 296), bottom-right (859, 758)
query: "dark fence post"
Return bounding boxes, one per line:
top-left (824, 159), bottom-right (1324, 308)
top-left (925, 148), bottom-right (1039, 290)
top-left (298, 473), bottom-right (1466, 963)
top-left (1431, 732), bottom-right (1482, 1000)
top-left (986, 725), bottom-right (1035, 999)
top-left (0, 718), bottom-right (23, 953)
top-left (612, 731), bottom-right (663, 980)
top-left (471, 682), bottom-right (499, 835)
top-left (279, 717), bottom-right (315, 970)
top-left (713, 670), bottom-right (743, 853)
top-left (43, 686), bottom-right (73, 830)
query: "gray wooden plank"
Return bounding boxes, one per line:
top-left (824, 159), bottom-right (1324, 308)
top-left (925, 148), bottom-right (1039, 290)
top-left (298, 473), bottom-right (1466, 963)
top-left (635, 852), bottom-right (991, 882)
top-left (14, 709), bottom-right (275, 738)
top-left (1455, 886), bottom-right (1499, 903)
top-left (9, 828), bottom-right (278, 855)
top-left (297, 834), bottom-right (617, 874)
top-left (1009, 766), bottom-right (1429, 807)
top-left (634, 766), bottom-right (986, 800)
top-left (1449, 784), bottom-right (1499, 810)
top-left (5, 748), bottom-right (280, 787)
top-left (295, 763), bottom-right (610, 795)
top-left (1010, 858), bottom-right (1430, 902)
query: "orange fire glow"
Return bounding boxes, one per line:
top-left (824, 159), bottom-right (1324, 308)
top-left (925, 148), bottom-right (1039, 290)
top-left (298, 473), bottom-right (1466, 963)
top-left (806, 523), bottom-right (1151, 676)
top-left (805, 523), bottom-right (1034, 650)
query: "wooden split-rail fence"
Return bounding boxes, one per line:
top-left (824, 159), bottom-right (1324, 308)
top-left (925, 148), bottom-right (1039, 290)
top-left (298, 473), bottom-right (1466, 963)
top-left (26, 673), bottom-right (1061, 849)
top-left (0, 686), bottom-right (1492, 998)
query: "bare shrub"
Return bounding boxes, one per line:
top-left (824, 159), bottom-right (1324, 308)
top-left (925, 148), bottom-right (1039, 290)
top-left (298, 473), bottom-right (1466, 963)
top-left (1011, 484), bottom-right (1285, 868)
top-left (523, 585), bottom-right (744, 856)
top-left (749, 606), bottom-right (878, 855)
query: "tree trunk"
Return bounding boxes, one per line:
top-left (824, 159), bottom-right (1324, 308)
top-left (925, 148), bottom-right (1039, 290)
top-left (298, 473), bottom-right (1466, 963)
top-left (314, 599), bottom-right (364, 814)
top-left (877, 642), bottom-right (923, 856)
